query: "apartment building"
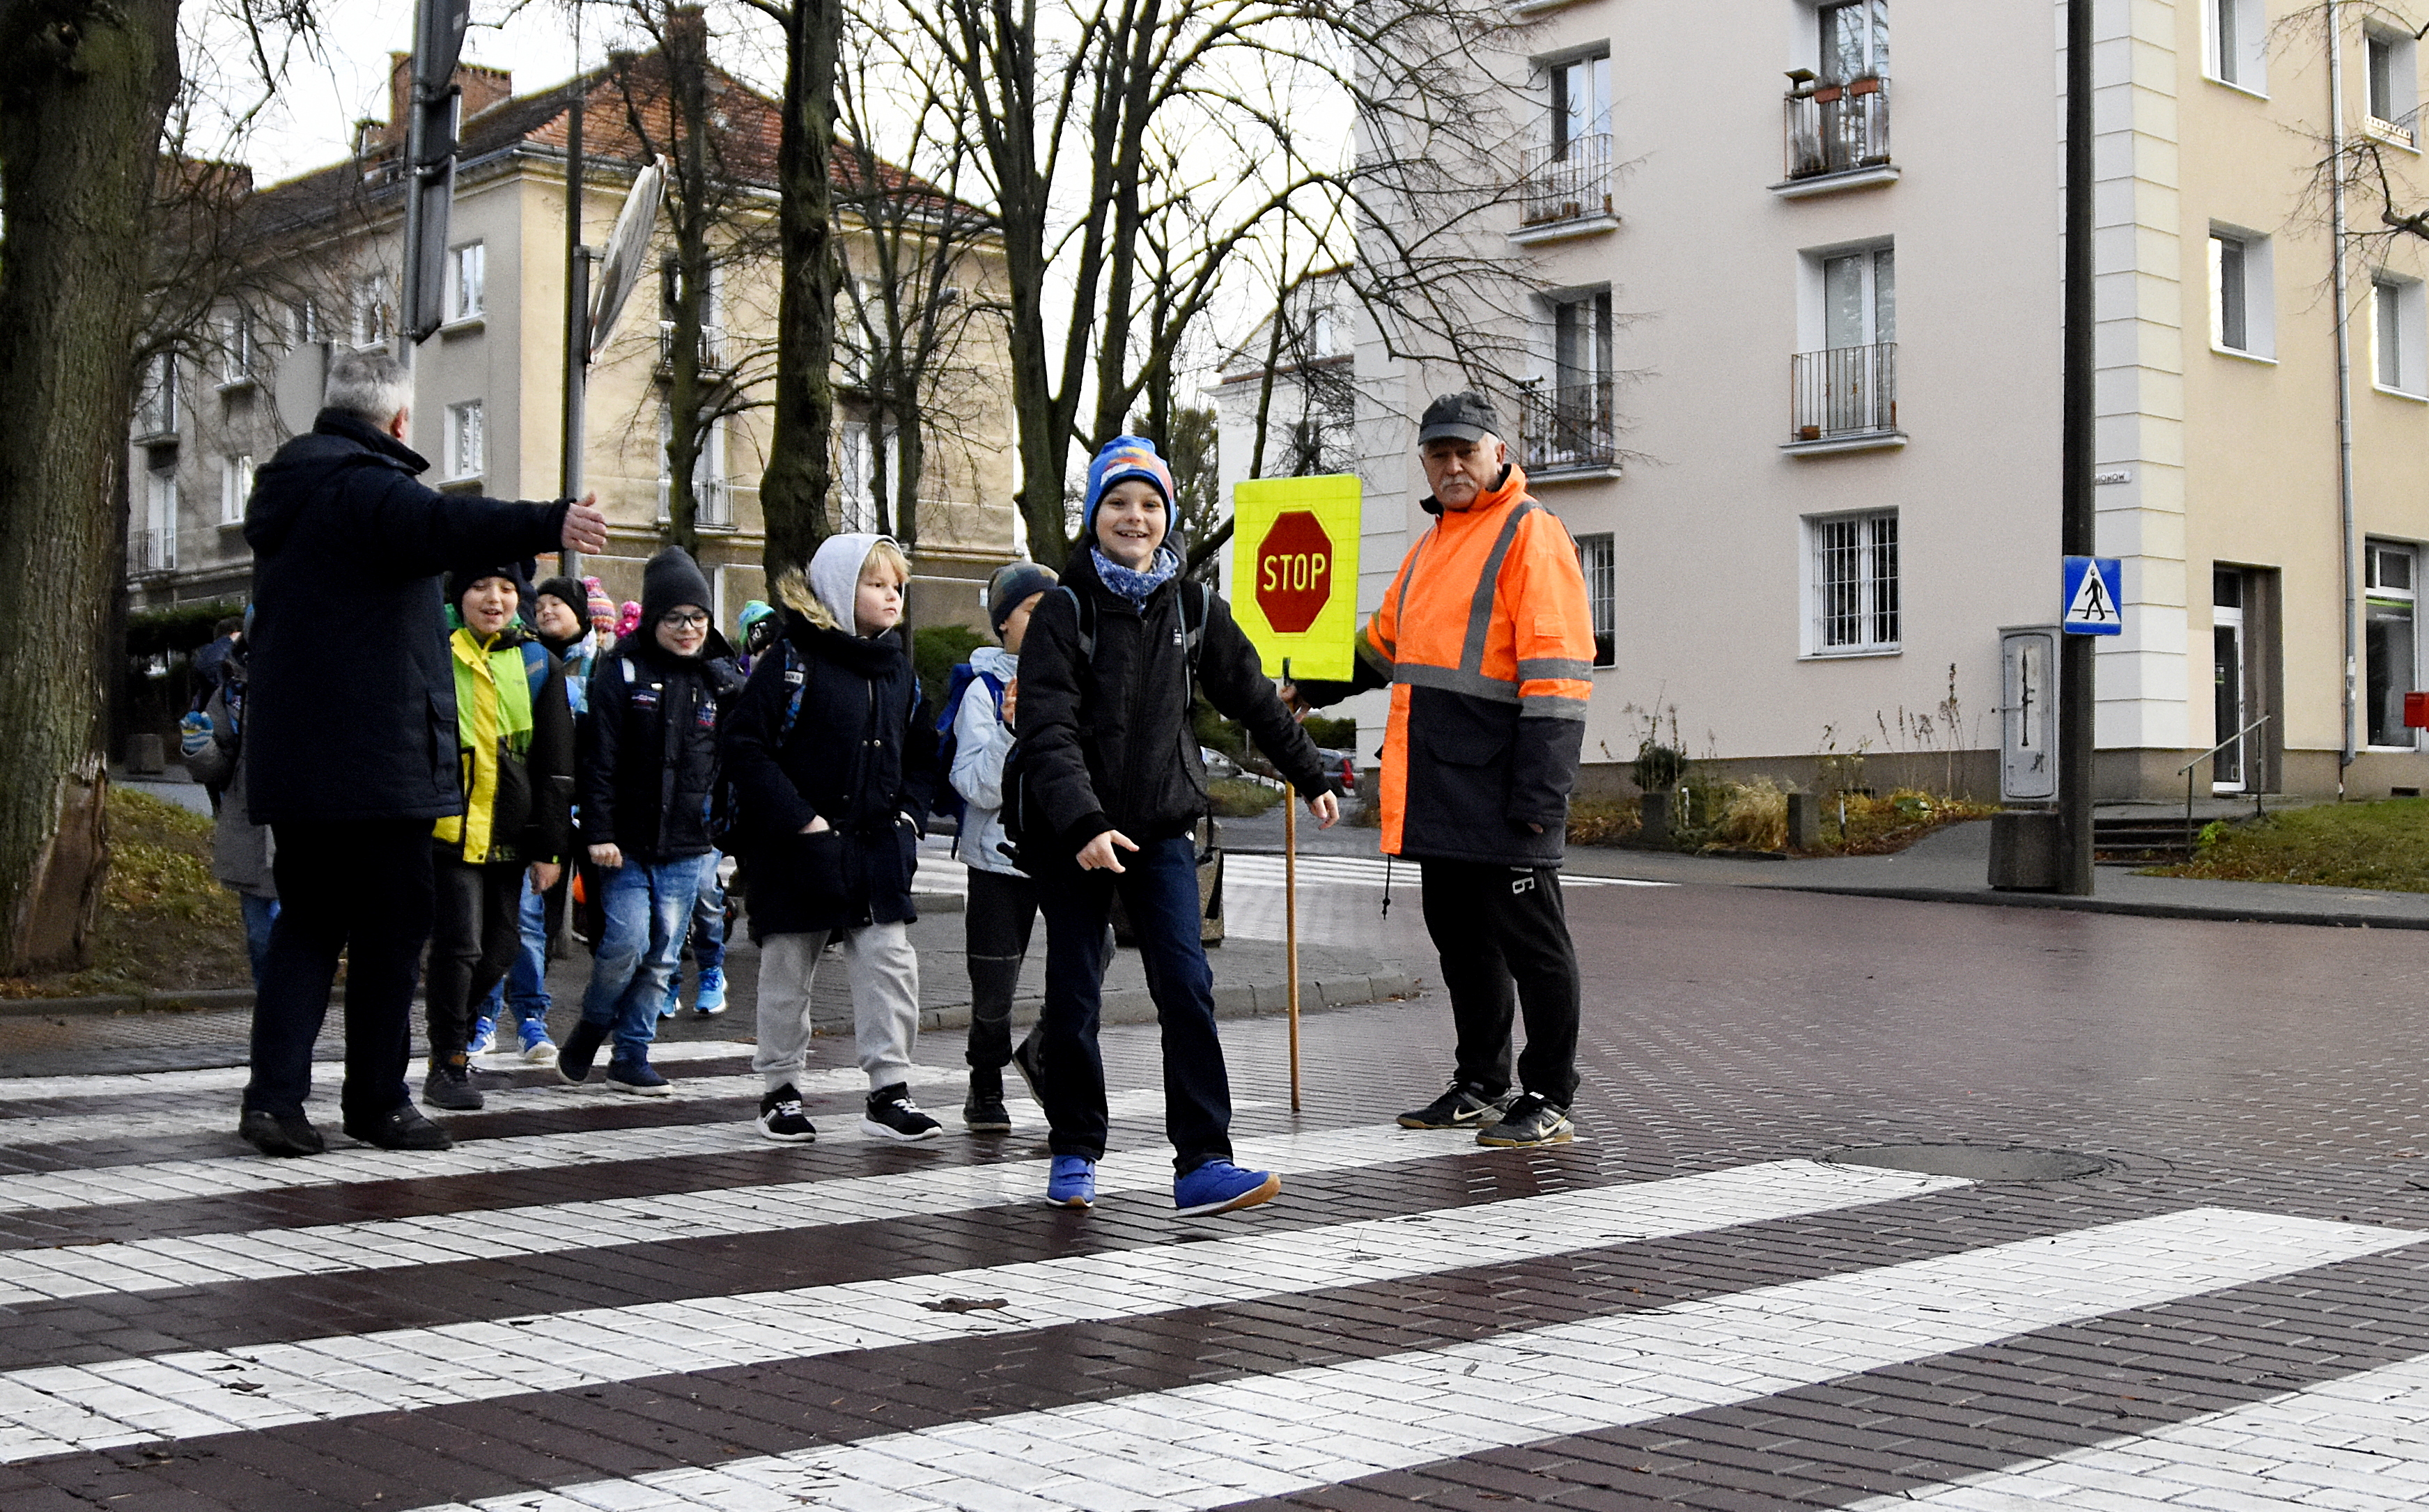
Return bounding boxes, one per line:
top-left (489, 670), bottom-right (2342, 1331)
top-left (127, 34), bottom-right (1018, 632)
top-left (1337, 0), bottom-right (2429, 800)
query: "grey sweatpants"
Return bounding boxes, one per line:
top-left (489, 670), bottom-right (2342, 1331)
top-left (754, 925), bottom-right (920, 1093)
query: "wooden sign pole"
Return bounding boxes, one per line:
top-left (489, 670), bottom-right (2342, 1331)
top-left (1283, 657), bottom-right (1302, 1112)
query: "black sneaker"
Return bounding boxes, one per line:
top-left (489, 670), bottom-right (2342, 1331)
top-left (1475, 1093), bottom-right (1574, 1148)
top-left (421, 1061), bottom-right (484, 1112)
top-left (341, 1104), bottom-right (456, 1151)
top-left (1398, 1081), bottom-right (1514, 1130)
top-left (1008, 1029), bottom-right (1044, 1104)
top-left (757, 1086), bottom-right (817, 1144)
top-left (963, 1066), bottom-right (1012, 1133)
top-left (237, 1109), bottom-right (326, 1158)
top-left (557, 1019), bottom-right (608, 1085)
top-left (861, 1083), bottom-right (943, 1142)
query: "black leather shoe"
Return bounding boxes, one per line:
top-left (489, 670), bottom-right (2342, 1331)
top-left (341, 1103), bottom-right (456, 1151)
top-left (238, 1108), bottom-right (326, 1158)
top-left (557, 1019), bottom-right (608, 1084)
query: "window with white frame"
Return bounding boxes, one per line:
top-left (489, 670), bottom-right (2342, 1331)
top-left (288, 298), bottom-right (320, 345)
top-left (1549, 50), bottom-right (1610, 157)
top-left (350, 272), bottom-right (393, 348)
top-left (835, 420), bottom-right (898, 536)
top-left (1574, 531), bottom-right (1616, 668)
top-left (1808, 510), bottom-right (1899, 653)
top-left (2369, 29), bottom-right (2419, 141)
top-left (658, 407), bottom-right (731, 527)
top-left (2207, 0), bottom-right (2267, 92)
top-left (446, 400), bottom-right (484, 481)
top-left (1817, 0), bottom-right (1888, 82)
top-left (137, 352), bottom-right (178, 437)
top-left (143, 471), bottom-right (179, 572)
top-left (1821, 244), bottom-right (1894, 348)
top-left (450, 243), bottom-right (486, 322)
top-left (2208, 227), bottom-right (2274, 357)
top-left (220, 312), bottom-right (255, 384)
top-left (219, 454), bottom-right (254, 526)
top-left (2375, 274), bottom-right (2427, 394)
top-left (2367, 539), bottom-right (2419, 747)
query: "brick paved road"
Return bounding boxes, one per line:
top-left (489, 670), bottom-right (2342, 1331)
top-left (5, 880), bottom-right (2429, 1509)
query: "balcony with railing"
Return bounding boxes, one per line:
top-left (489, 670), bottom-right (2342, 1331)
top-left (658, 322), bottom-right (729, 374)
top-left (1778, 76), bottom-right (1895, 195)
top-left (1787, 343), bottom-right (1902, 453)
top-left (130, 528), bottom-right (178, 577)
top-left (1512, 134), bottom-right (1617, 244)
top-left (657, 476), bottom-right (735, 530)
top-left (1516, 380), bottom-right (1619, 477)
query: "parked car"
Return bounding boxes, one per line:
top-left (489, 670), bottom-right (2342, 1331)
top-left (1319, 748), bottom-right (1359, 795)
top-left (1201, 745), bottom-right (1241, 779)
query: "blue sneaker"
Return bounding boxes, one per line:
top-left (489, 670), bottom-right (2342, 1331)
top-left (692, 965), bottom-right (727, 1016)
top-left (1046, 1155), bottom-right (1096, 1208)
top-left (657, 969), bottom-right (682, 1020)
top-left (605, 1059), bottom-right (672, 1097)
top-left (516, 1016), bottom-right (557, 1066)
top-left (1174, 1160), bottom-right (1280, 1217)
top-left (466, 1015), bottom-right (497, 1057)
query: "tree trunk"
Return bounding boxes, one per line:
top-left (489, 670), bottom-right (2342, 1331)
top-left (760, 0), bottom-right (842, 581)
top-left (660, 26), bottom-right (715, 560)
top-left (0, 0), bottom-right (182, 974)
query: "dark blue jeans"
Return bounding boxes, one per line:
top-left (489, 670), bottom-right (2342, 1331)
top-left (1036, 833), bottom-right (1233, 1174)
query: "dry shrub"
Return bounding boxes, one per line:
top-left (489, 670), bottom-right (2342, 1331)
top-left (1826, 786), bottom-right (1997, 855)
top-left (1712, 777), bottom-right (1787, 852)
top-left (1567, 797), bottom-right (1641, 845)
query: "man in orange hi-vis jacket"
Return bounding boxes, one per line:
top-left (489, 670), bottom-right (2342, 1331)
top-left (1292, 391), bottom-right (1596, 1148)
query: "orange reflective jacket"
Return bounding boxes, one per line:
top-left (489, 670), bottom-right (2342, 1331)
top-left (1364, 465), bottom-right (1594, 864)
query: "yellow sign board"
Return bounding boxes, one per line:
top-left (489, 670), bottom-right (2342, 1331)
top-left (1229, 474), bottom-right (1362, 680)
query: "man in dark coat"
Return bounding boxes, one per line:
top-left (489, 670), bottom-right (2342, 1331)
top-left (236, 347), bottom-right (608, 1158)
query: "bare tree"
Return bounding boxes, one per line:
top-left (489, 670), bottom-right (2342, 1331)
top-left (604, 2), bottom-right (782, 558)
top-left (832, 16), bottom-right (998, 619)
top-left (894, 0), bottom-right (1537, 570)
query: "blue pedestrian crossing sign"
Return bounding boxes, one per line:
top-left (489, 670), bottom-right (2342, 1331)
top-left (2061, 556), bottom-right (2123, 636)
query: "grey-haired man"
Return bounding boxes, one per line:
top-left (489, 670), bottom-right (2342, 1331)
top-left (236, 348), bottom-right (609, 1158)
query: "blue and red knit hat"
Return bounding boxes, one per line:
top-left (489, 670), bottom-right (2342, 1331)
top-left (1082, 436), bottom-right (1176, 538)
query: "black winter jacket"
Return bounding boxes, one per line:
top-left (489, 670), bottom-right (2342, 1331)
top-left (720, 614), bottom-right (936, 940)
top-left (1018, 550), bottom-right (1338, 856)
top-left (243, 411), bottom-right (569, 825)
top-left (579, 632), bottom-right (743, 862)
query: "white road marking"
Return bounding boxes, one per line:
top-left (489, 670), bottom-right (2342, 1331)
top-left (0, 1092), bottom-right (1280, 1302)
top-left (0, 1038), bottom-right (756, 1105)
top-left (394, 1206), bottom-right (2425, 1512)
top-left (1222, 854), bottom-right (1668, 889)
top-left (1847, 1349), bottom-right (2429, 1511)
top-left (0, 1159), bottom-right (1961, 1464)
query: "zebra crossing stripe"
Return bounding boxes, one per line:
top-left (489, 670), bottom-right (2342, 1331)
top-left (0, 1090), bottom-right (1284, 1302)
top-left (395, 1206), bottom-right (2426, 1512)
top-left (0, 1069), bottom-right (775, 1148)
top-left (0, 1159), bottom-right (1964, 1463)
top-left (1221, 854), bottom-right (1664, 889)
top-left (0, 1038), bottom-right (755, 1105)
top-left (1848, 1348), bottom-right (2429, 1509)
top-left (0, 1064), bottom-right (961, 1216)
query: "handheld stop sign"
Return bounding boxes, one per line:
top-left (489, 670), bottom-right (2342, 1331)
top-left (1230, 475), bottom-right (1363, 680)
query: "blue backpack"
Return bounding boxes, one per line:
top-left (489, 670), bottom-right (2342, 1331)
top-left (930, 664), bottom-right (1008, 824)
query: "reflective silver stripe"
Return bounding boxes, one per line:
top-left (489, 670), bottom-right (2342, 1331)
top-left (1390, 528), bottom-right (1434, 653)
top-left (1519, 695), bottom-right (1590, 721)
top-left (1395, 662), bottom-right (1521, 703)
top-left (1460, 503), bottom-right (1540, 676)
top-left (1516, 657), bottom-right (1592, 682)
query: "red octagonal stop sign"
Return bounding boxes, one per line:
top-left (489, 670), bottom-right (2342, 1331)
top-left (1255, 510), bottom-right (1333, 634)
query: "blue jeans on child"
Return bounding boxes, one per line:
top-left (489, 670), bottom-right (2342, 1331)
top-left (690, 852), bottom-right (727, 972)
top-left (580, 855), bottom-right (711, 1063)
top-left (1034, 833), bottom-right (1234, 1176)
top-left (240, 894), bottom-right (279, 995)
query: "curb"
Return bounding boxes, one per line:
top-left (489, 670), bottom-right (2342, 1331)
top-left (0, 988), bottom-right (255, 1019)
top-left (1762, 882), bottom-right (2429, 932)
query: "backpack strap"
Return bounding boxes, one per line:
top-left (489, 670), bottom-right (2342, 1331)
top-left (777, 641), bottom-right (807, 741)
top-left (519, 641), bottom-right (552, 701)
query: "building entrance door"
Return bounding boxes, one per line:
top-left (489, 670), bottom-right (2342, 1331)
top-left (2214, 569), bottom-right (2246, 793)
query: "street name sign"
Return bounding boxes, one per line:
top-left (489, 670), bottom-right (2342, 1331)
top-left (2061, 555), bottom-right (2123, 636)
top-left (1232, 475), bottom-right (1361, 679)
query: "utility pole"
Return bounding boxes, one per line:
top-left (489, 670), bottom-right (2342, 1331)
top-left (2329, 0), bottom-right (2359, 790)
top-left (401, 0), bottom-right (472, 352)
top-left (2057, 0), bottom-right (2097, 895)
top-left (560, 26), bottom-right (591, 579)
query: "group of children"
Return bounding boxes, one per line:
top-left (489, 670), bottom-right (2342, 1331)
top-left (199, 437), bottom-right (1347, 1215)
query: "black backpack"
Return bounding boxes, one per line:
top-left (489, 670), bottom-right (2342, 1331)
top-left (998, 579), bottom-right (1204, 871)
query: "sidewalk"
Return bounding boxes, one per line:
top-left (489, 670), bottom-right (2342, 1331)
top-left (1560, 816), bottom-right (2429, 930)
top-left (0, 894), bottom-right (1415, 1077)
